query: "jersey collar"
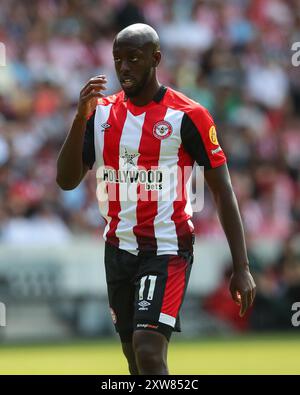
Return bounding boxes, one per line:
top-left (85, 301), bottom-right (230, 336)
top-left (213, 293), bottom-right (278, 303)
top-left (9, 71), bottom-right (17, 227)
top-left (152, 85), bottom-right (167, 103)
top-left (124, 85), bottom-right (167, 114)
top-left (123, 85), bottom-right (167, 104)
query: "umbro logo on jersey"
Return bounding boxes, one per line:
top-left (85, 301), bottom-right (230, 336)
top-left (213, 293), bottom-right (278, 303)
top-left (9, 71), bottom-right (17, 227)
top-left (153, 120), bottom-right (173, 140)
top-left (101, 123), bottom-right (111, 132)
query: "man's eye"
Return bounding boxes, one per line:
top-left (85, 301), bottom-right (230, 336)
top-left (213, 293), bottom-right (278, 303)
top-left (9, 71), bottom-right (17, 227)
top-left (130, 57), bottom-right (138, 62)
top-left (114, 58), bottom-right (121, 63)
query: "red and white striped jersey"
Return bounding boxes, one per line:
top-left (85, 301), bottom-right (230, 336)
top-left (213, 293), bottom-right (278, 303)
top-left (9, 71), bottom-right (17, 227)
top-left (82, 86), bottom-right (226, 255)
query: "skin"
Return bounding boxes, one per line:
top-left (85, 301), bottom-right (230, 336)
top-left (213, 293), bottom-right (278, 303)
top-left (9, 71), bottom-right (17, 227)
top-left (56, 23), bottom-right (256, 375)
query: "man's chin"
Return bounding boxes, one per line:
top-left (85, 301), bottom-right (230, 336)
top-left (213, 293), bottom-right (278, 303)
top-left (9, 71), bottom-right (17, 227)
top-left (123, 87), bottom-right (139, 98)
top-left (121, 83), bottom-right (143, 98)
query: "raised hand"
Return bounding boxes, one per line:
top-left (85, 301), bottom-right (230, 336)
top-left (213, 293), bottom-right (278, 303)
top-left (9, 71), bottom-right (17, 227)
top-left (77, 75), bottom-right (107, 119)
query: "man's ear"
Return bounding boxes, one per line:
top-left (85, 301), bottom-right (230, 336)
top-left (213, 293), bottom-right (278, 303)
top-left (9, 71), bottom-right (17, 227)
top-left (153, 51), bottom-right (161, 67)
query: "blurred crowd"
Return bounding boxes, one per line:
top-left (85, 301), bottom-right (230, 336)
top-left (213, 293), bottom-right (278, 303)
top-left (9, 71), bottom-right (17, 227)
top-left (1, 0), bottom-right (300, 330)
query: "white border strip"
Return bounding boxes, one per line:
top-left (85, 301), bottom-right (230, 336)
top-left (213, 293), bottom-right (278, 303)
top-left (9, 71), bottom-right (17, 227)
top-left (159, 312), bottom-right (176, 327)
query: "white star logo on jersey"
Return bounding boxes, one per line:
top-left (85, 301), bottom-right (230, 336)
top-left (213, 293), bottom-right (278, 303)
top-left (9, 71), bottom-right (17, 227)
top-left (120, 148), bottom-right (140, 167)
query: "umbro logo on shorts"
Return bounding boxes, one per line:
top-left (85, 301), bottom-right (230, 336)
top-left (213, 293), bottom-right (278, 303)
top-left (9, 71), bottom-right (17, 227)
top-left (138, 300), bottom-right (151, 310)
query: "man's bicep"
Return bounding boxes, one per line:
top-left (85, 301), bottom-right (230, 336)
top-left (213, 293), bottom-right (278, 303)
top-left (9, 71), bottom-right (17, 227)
top-left (79, 163), bottom-right (90, 183)
top-left (204, 163), bottom-right (233, 195)
top-left (82, 111), bottom-right (96, 170)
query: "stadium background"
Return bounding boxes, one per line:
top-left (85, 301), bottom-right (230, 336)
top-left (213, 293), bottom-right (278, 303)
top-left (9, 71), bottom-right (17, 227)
top-left (0, 0), bottom-right (299, 374)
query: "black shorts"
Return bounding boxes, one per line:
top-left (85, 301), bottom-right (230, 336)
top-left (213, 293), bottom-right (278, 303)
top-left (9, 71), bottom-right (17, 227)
top-left (104, 242), bottom-right (193, 343)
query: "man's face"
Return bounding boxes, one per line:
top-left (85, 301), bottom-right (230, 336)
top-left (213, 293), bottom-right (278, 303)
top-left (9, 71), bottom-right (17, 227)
top-left (113, 42), bottom-right (155, 98)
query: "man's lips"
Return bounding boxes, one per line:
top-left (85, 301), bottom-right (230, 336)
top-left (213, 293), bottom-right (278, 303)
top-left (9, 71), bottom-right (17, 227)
top-left (120, 77), bottom-right (136, 89)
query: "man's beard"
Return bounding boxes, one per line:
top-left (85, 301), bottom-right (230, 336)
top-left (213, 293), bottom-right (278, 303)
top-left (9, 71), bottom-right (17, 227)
top-left (123, 71), bottom-right (151, 98)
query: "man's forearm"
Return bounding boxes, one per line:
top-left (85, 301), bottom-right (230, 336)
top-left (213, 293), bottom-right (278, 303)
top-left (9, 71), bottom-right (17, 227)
top-left (213, 187), bottom-right (249, 272)
top-left (56, 114), bottom-right (87, 190)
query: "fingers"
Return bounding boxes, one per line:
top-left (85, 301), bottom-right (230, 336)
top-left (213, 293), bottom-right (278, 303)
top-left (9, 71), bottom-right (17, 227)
top-left (239, 291), bottom-right (248, 317)
top-left (250, 288), bottom-right (254, 307)
top-left (81, 83), bottom-right (107, 99)
top-left (80, 75), bottom-right (107, 91)
top-left (80, 75), bottom-right (107, 96)
top-left (81, 91), bottom-right (105, 103)
top-left (232, 290), bottom-right (241, 305)
top-left (230, 272), bottom-right (257, 317)
top-left (252, 283), bottom-right (257, 304)
top-left (239, 286), bottom-right (256, 317)
top-left (76, 75), bottom-right (108, 119)
top-left (247, 289), bottom-right (252, 312)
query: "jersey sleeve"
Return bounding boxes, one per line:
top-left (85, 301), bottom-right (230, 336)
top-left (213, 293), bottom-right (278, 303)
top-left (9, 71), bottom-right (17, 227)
top-left (180, 106), bottom-right (226, 169)
top-left (82, 111), bottom-right (96, 169)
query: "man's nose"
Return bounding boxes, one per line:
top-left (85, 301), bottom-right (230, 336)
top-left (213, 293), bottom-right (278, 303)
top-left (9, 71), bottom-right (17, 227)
top-left (120, 60), bottom-right (131, 74)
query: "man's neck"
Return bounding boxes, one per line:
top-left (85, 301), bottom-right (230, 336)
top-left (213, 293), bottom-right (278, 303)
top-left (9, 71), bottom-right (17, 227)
top-left (128, 79), bottom-right (161, 107)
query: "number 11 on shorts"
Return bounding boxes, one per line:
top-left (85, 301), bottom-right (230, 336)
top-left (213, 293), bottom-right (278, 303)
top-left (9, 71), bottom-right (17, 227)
top-left (139, 275), bottom-right (157, 301)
